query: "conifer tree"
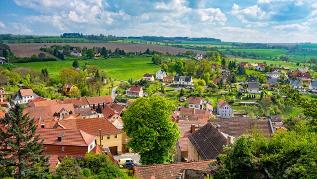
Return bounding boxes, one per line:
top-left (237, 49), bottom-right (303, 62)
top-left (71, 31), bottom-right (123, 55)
top-left (0, 104), bottom-right (48, 178)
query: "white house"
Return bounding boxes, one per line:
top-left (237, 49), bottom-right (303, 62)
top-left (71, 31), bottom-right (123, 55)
top-left (267, 71), bottom-right (280, 79)
top-left (195, 54), bottom-right (203, 61)
top-left (126, 85), bottom-right (144, 98)
top-left (217, 100), bottom-right (233, 119)
top-left (70, 51), bottom-right (82, 57)
top-left (309, 80), bottom-right (317, 92)
top-left (290, 80), bottom-right (303, 90)
top-left (0, 57), bottom-right (7, 64)
top-left (0, 88), bottom-right (5, 103)
top-left (173, 76), bottom-right (193, 86)
top-left (155, 70), bottom-right (167, 80)
top-left (11, 89), bottom-right (39, 105)
top-left (188, 97), bottom-right (213, 112)
top-left (142, 74), bottom-right (155, 81)
top-left (247, 82), bottom-right (260, 94)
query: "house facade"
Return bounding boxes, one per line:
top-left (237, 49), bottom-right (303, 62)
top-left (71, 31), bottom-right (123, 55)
top-left (309, 80), bottom-right (317, 92)
top-left (12, 88), bottom-right (39, 105)
top-left (217, 100), bottom-right (233, 119)
top-left (0, 88), bottom-right (6, 103)
top-left (188, 97), bottom-right (212, 112)
top-left (126, 85), bottom-right (144, 97)
top-left (0, 57), bottom-right (7, 64)
top-left (142, 74), bottom-right (155, 81)
top-left (173, 76), bottom-right (193, 86)
top-left (247, 82), bottom-right (260, 94)
top-left (37, 128), bottom-right (97, 156)
top-left (267, 71), bottom-right (280, 79)
top-left (58, 118), bottom-right (126, 155)
top-left (155, 70), bottom-right (167, 80)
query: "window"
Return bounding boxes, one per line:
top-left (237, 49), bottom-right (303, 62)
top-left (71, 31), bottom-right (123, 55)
top-left (61, 146), bottom-right (65, 151)
top-left (115, 135), bottom-right (117, 138)
top-left (107, 135), bottom-right (110, 139)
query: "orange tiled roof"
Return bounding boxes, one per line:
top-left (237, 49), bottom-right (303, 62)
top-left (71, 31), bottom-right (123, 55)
top-left (134, 160), bottom-right (214, 179)
top-left (36, 128), bottom-right (96, 147)
top-left (102, 105), bottom-right (116, 118)
top-left (110, 103), bottom-right (125, 114)
top-left (19, 89), bottom-right (34, 97)
top-left (128, 85), bottom-right (142, 93)
top-left (0, 110), bottom-right (5, 118)
top-left (86, 96), bottom-right (112, 105)
top-left (188, 97), bottom-right (203, 105)
top-left (58, 118), bottom-right (122, 136)
top-left (217, 100), bottom-right (227, 108)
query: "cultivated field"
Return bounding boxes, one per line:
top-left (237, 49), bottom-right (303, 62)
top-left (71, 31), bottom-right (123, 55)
top-left (8, 43), bottom-right (203, 57)
top-left (14, 56), bottom-right (159, 81)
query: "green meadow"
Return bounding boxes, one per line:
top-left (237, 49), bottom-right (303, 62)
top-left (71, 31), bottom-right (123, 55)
top-left (14, 56), bottom-right (160, 81)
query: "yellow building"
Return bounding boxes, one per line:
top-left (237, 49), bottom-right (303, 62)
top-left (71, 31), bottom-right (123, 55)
top-left (59, 118), bottom-right (127, 155)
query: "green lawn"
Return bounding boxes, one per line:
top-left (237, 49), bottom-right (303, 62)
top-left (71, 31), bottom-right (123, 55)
top-left (14, 56), bottom-right (160, 81)
top-left (233, 57), bottom-right (301, 69)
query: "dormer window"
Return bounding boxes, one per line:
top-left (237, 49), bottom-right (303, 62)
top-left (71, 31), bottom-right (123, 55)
top-left (58, 132), bottom-right (64, 142)
top-left (41, 124), bottom-right (45, 128)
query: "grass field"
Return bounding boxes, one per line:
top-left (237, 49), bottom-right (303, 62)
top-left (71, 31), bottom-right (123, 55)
top-left (14, 56), bottom-right (160, 81)
top-left (233, 57), bottom-right (301, 69)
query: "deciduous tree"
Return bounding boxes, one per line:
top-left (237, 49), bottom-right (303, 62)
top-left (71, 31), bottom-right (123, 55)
top-left (122, 96), bottom-right (180, 164)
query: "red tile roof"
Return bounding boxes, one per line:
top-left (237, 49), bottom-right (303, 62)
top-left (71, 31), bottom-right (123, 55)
top-left (24, 103), bottom-right (75, 120)
top-left (86, 96), bottom-right (112, 105)
top-left (19, 89), bottom-right (34, 97)
top-left (188, 97), bottom-right (203, 105)
top-left (178, 107), bottom-right (211, 122)
top-left (62, 97), bottom-right (89, 107)
top-left (134, 160), bottom-right (214, 179)
top-left (102, 105), bottom-right (116, 118)
top-left (143, 73), bottom-right (154, 78)
top-left (217, 100), bottom-right (227, 108)
top-left (110, 103), bottom-right (125, 114)
top-left (128, 85), bottom-right (142, 93)
top-left (58, 118), bottom-right (122, 136)
top-left (36, 128), bottom-right (96, 147)
top-left (0, 110), bottom-right (5, 118)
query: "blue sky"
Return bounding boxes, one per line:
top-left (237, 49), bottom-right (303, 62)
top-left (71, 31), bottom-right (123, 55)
top-left (0, 0), bottom-right (317, 43)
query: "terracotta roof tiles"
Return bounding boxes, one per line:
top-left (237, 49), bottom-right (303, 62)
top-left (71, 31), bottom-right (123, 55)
top-left (134, 160), bottom-right (214, 179)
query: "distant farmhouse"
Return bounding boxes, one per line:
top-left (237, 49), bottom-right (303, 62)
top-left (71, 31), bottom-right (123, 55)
top-left (12, 88), bottom-right (39, 105)
top-left (0, 57), bottom-right (7, 64)
top-left (173, 76), bottom-right (193, 86)
top-left (126, 85), bottom-right (144, 98)
top-left (155, 70), bottom-right (167, 81)
top-left (217, 100), bottom-right (233, 119)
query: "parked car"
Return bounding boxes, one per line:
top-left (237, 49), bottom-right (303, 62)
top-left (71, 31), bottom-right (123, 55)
top-left (123, 160), bottom-right (136, 170)
top-left (118, 158), bottom-right (134, 167)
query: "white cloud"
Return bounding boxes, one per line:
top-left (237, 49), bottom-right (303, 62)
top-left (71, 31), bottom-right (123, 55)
top-left (11, 23), bottom-right (33, 34)
top-left (0, 21), bottom-right (5, 29)
top-left (258, 0), bottom-right (272, 4)
top-left (232, 3), bottom-right (267, 24)
top-left (274, 23), bottom-right (309, 31)
top-left (197, 8), bottom-right (227, 24)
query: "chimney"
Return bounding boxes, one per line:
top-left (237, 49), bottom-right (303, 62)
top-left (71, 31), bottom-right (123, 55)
top-left (227, 136), bottom-right (232, 145)
top-left (190, 124), bottom-right (196, 133)
top-left (58, 131), bottom-right (64, 142)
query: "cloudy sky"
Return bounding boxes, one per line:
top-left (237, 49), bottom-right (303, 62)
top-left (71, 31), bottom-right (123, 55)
top-left (0, 0), bottom-right (317, 43)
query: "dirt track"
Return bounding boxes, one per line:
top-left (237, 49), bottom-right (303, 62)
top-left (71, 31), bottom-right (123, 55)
top-left (8, 43), bottom-right (203, 57)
